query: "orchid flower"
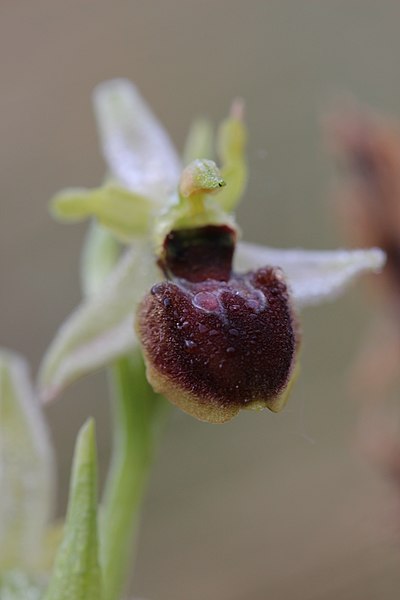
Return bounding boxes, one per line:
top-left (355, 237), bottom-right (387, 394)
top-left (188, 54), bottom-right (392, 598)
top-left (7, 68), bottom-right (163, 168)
top-left (1, 84), bottom-right (388, 600)
top-left (38, 79), bottom-right (385, 423)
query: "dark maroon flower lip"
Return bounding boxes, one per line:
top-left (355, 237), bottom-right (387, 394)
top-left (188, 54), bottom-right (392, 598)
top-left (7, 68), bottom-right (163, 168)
top-left (137, 265), bottom-right (300, 423)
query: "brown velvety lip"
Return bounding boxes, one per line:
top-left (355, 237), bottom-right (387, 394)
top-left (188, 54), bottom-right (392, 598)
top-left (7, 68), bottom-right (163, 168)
top-left (137, 266), bottom-right (299, 423)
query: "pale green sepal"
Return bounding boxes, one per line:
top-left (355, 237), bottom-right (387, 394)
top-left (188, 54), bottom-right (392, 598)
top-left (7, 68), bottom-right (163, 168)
top-left (50, 184), bottom-right (152, 243)
top-left (0, 350), bottom-right (55, 570)
top-left (183, 118), bottom-right (214, 165)
top-left (38, 241), bottom-right (160, 403)
top-left (81, 223), bottom-right (120, 298)
top-left (215, 100), bottom-right (248, 212)
top-left (93, 79), bottom-right (181, 203)
top-left (0, 570), bottom-right (46, 600)
top-left (44, 419), bottom-right (102, 600)
top-left (235, 243), bottom-right (386, 308)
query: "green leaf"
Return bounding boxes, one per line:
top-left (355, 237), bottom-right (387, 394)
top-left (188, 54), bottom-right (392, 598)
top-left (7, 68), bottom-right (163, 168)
top-left (215, 100), bottom-right (248, 212)
top-left (0, 350), bottom-right (54, 570)
top-left (44, 419), bottom-right (102, 600)
top-left (38, 241), bottom-right (160, 403)
top-left (93, 79), bottom-right (181, 204)
top-left (50, 184), bottom-right (152, 243)
top-left (183, 118), bottom-right (214, 165)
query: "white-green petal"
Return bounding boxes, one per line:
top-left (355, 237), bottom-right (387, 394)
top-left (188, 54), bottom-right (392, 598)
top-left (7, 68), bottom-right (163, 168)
top-left (215, 102), bottom-right (247, 212)
top-left (0, 350), bottom-right (54, 570)
top-left (38, 241), bottom-right (160, 403)
top-left (93, 79), bottom-right (181, 203)
top-left (235, 243), bottom-right (386, 308)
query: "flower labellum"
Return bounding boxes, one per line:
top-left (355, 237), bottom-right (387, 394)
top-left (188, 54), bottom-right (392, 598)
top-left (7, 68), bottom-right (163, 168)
top-left (138, 221), bottom-right (299, 423)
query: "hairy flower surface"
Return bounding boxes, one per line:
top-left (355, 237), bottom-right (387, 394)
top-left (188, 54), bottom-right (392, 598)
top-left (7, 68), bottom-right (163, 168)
top-left (139, 259), bottom-right (298, 422)
top-left (39, 80), bottom-right (385, 422)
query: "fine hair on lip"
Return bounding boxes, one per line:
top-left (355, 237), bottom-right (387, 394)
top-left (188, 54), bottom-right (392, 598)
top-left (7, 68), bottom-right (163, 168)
top-left (138, 266), bottom-right (299, 423)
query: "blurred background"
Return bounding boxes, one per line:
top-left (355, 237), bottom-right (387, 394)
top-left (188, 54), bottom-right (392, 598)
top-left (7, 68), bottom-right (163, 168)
top-left (2, 1), bottom-right (400, 598)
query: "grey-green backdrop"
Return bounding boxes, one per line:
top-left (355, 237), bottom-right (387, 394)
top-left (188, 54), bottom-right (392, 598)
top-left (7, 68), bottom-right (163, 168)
top-left (2, 2), bottom-right (400, 598)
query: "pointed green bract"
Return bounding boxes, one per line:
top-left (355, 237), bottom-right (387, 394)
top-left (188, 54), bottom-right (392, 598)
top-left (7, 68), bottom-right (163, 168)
top-left (51, 184), bottom-right (152, 243)
top-left (44, 419), bottom-right (102, 600)
top-left (38, 241), bottom-right (160, 403)
top-left (183, 118), bottom-right (214, 165)
top-left (215, 101), bottom-right (248, 212)
top-left (0, 350), bottom-right (54, 571)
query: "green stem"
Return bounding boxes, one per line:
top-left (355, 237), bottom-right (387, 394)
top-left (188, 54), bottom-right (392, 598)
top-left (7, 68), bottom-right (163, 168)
top-left (100, 352), bottom-right (166, 600)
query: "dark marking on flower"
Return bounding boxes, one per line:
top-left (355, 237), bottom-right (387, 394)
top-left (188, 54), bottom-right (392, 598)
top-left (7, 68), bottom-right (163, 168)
top-left (159, 224), bottom-right (236, 283)
top-left (138, 267), bottom-right (299, 423)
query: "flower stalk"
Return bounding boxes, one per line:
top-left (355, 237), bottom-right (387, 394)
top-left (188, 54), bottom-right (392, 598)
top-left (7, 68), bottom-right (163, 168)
top-left (101, 353), bottom-right (166, 600)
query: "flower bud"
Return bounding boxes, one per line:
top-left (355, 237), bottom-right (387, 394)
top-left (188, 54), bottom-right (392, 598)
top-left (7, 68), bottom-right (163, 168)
top-left (137, 266), bottom-right (299, 423)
